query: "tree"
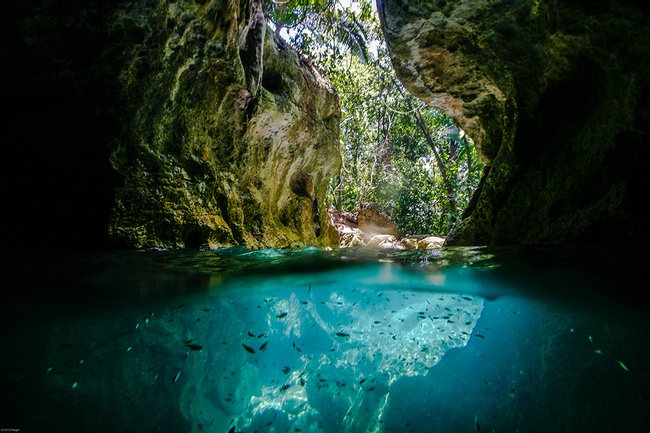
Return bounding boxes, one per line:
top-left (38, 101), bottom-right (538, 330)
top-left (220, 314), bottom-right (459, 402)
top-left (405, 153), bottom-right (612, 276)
top-left (263, 0), bottom-right (483, 236)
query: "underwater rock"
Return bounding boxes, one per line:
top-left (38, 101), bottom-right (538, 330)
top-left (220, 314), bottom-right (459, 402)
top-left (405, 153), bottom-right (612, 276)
top-left (378, 0), bottom-right (650, 245)
top-left (4, 0), bottom-right (341, 249)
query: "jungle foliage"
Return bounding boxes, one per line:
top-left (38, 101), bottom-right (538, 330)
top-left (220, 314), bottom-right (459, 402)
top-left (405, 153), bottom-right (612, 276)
top-left (263, 0), bottom-right (483, 236)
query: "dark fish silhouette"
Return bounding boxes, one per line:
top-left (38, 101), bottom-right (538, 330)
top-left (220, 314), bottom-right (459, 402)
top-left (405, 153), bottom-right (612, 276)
top-left (247, 331), bottom-right (255, 337)
top-left (282, 366), bottom-right (291, 374)
top-left (336, 332), bottom-right (350, 338)
top-left (276, 312), bottom-right (288, 318)
top-left (242, 343), bottom-right (255, 354)
top-left (280, 384), bottom-right (290, 392)
top-left (184, 344), bottom-right (203, 351)
top-left (259, 342), bottom-right (268, 351)
top-left (359, 378), bottom-right (367, 384)
top-left (367, 386), bottom-right (376, 391)
top-left (228, 426), bottom-right (235, 433)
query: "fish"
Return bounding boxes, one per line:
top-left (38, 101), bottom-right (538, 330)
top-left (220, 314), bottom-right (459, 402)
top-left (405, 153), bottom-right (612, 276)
top-left (280, 384), bottom-right (290, 392)
top-left (248, 331), bottom-right (255, 337)
top-left (336, 332), bottom-right (350, 338)
top-left (176, 304), bottom-right (184, 309)
top-left (475, 334), bottom-right (485, 339)
top-left (257, 333), bottom-right (265, 338)
top-left (475, 414), bottom-right (480, 431)
top-left (461, 296), bottom-right (473, 301)
top-left (617, 360), bottom-right (631, 372)
top-left (184, 344), bottom-right (203, 351)
top-left (259, 342), bottom-right (268, 351)
top-left (228, 427), bottom-right (235, 433)
top-left (276, 312), bottom-right (288, 318)
top-left (300, 378), bottom-right (305, 386)
top-left (172, 370), bottom-right (181, 384)
top-left (282, 366), bottom-right (291, 374)
top-left (242, 343), bottom-right (255, 354)
top-left (359, 378), bottom-right (367, 384)
top-left (367, 386), bottom-right (375, 391)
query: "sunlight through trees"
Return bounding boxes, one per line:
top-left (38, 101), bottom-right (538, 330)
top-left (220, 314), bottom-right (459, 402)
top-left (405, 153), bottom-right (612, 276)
top-left (264, 0), bottom-right (483, 236)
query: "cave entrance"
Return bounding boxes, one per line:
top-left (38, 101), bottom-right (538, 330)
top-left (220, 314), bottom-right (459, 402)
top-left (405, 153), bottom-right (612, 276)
top-left (265, 0), bottom-right (483, 241)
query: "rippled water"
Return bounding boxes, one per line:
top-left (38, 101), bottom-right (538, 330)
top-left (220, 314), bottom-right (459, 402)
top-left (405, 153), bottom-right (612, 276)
top-left (1, 247), bottom-right (649, 433)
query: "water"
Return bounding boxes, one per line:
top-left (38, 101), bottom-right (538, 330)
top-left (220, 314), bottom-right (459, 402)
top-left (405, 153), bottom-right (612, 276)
top-left (1, 246), bottom-right (649, 433)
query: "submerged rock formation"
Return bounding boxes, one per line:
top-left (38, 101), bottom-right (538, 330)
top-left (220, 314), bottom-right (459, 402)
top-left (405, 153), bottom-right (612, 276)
top-left (378, 0), bottom-right (650, 245)
top-left (3, 0), bottom-right (341, 248)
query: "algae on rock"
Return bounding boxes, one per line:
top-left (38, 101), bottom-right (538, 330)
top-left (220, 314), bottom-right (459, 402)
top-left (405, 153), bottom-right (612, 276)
top-left (108, 0), bottom-right (341, 248)
top-left (378, 0), bottom-right (650, 245)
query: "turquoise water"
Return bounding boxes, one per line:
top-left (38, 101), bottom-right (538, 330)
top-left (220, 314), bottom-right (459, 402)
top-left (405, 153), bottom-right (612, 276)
top-left (1, 247), bottom-right (649, 432)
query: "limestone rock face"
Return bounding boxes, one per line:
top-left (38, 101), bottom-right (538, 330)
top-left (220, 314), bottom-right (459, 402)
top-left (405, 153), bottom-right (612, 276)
top-left (108, 0), bottom-right (341, 248)
top-left (378, 0), bottom-right (650, 245)
top-left (3, 0), bottom-right (341, 248)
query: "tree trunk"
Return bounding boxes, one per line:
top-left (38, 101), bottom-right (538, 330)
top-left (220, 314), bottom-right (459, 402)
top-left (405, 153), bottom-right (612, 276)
top-left (412, 107), bottom-right (457, 215)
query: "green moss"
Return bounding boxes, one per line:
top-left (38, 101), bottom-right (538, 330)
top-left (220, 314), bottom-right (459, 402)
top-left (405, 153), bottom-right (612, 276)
top-left (105, 2), bottom-right (341, 249)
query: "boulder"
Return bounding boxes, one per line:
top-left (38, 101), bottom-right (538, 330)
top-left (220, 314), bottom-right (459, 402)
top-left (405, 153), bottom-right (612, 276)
top-left (417, 236), bottom-right (445, 250)
top-left (400, 237), bottom-right (419, 250)
top-left (367, 234), bottom-right (399, 249)
top-left (357, 206), bottom-right (400, 239)
top-left (339, 227), bottom-right (366, 248)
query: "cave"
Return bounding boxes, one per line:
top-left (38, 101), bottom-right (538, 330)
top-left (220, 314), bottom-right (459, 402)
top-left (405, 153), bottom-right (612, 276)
top-left (377, 0), bottom-right (650, 246)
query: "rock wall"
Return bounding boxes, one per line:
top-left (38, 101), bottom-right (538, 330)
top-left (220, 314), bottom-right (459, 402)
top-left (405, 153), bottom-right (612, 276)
top-left (378, 0), bottom-right (650, 245)
top-left (3, 0), bottom-right (341, 249)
